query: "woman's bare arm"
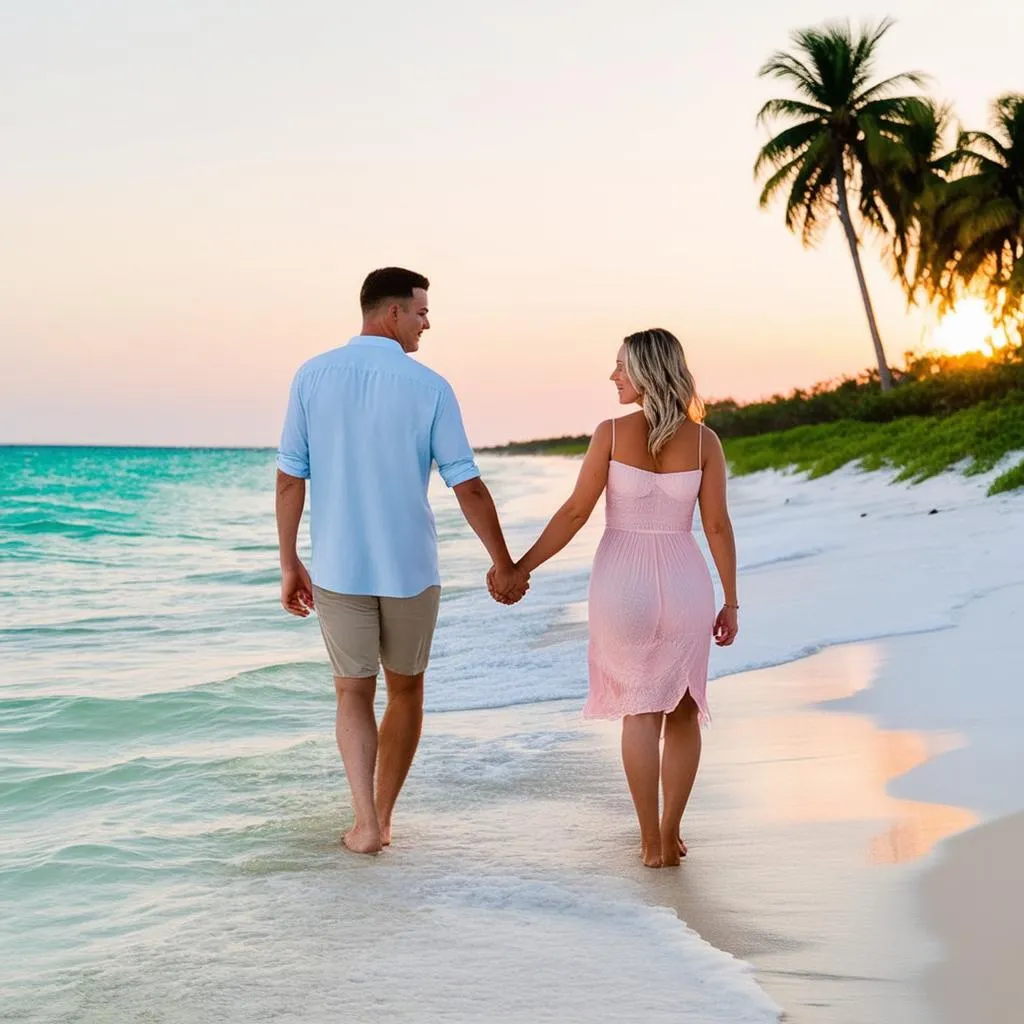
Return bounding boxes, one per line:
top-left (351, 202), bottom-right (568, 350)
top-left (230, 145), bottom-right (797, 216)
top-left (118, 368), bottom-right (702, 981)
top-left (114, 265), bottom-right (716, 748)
top-left (516, 421), bottom-right (613, 575)
top-left (697, 430), bottom-right (739, 645)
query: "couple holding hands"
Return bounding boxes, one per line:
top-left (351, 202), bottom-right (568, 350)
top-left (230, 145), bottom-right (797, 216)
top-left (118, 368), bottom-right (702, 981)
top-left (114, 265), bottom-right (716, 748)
top-left (276, 268), bottom-right (737, 867)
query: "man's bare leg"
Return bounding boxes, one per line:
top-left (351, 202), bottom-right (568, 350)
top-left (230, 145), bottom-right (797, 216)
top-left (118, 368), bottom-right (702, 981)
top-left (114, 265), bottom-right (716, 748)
top-left (375, 668), bottom-right (425, 846)
top-left (334, 675), bottom-right (382, 854)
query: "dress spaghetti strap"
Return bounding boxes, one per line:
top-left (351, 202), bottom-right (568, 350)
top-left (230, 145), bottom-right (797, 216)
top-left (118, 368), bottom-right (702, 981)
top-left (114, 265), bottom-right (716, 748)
top-left (698, 423), bottom-right (703, 470)
top-left (610, 418), bottom-right (616, 459)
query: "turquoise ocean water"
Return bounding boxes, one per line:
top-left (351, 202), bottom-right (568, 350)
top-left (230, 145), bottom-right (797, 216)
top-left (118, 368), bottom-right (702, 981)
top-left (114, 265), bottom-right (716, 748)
top-left (1, 446), bottom-right (777, 1023)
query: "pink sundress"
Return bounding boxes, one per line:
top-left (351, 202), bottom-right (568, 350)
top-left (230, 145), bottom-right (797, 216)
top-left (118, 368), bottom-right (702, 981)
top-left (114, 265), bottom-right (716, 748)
top-left (585, 424), bottom-right (715, 723)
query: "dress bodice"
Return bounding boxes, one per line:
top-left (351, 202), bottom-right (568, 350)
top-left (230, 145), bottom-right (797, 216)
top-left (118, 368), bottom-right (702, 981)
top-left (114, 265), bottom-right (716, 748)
top-left (604, 462), bottom-right (701, 534)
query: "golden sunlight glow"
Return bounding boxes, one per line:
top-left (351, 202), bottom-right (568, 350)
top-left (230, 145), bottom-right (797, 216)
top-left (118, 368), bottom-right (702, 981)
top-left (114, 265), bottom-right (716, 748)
top-left (930, 299), bottom-right (999, 356)
top-left (715, 645), bottom-right (977, 864)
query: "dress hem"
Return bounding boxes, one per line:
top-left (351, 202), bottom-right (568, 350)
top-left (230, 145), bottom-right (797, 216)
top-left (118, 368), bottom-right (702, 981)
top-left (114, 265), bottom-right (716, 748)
top-left (582, 688), bottom-right (711, 727)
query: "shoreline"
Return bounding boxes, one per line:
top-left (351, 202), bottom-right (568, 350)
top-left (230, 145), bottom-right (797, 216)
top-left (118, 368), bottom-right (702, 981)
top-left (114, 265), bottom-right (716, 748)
top-left (611, 642), bottom-right (960, 1023)
top-left (516, 461), bottom-right (1024, 1020)
top-left (419, 631), bottom-right (975, 1022)
top-left (616, 586), bottom-right (1022, 1022)
top-left (10, 452), bottom-right (1022, 1022)
top-left (481, 455), bottom-right (1024, 1021)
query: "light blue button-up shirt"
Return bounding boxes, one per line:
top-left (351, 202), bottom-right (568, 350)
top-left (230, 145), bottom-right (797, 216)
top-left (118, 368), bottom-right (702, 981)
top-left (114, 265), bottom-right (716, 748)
top-left (277, 336), bottom-right (481, 598)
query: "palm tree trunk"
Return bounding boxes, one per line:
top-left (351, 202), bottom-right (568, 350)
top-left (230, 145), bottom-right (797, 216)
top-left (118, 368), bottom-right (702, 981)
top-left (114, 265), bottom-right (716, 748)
top-left (835, 160), bottom-right (894, 390)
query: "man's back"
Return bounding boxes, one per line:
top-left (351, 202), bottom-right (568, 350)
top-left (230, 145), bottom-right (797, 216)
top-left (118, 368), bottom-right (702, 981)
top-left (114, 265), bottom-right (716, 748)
top-left (277, 335), bottom-right (479, 598)
top-left (274, 267), bottom-right (525, 857)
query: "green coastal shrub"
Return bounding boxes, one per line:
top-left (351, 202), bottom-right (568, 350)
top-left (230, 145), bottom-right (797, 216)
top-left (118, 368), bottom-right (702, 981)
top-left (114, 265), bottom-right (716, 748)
top-left (704, 357), bottom-right (1024, 438)
top-left (723, 392), bottom-right (1024, 494)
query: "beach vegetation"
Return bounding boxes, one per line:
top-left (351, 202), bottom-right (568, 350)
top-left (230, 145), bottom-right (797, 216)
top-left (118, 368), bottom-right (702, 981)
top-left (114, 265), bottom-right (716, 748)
top-left (907, 94), bottom-right (1024, 336)
top-left (755, 20), bottom-right (1024, 388)
top-left (480, 25), bottom-right (1024, 495)
top-left (722, 391), bottom-right (1024, 496)
top-left (480, 353), bottom-right (1024, 494)
top-left (704, 350), bottom-right (1024, 438)
top-left (755, 18), bottom-right (928, 390)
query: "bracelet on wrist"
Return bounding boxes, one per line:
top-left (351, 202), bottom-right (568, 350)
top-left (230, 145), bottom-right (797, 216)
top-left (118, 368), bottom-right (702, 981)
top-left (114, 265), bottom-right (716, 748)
top-left (724, 602), bottom-right (739, 610)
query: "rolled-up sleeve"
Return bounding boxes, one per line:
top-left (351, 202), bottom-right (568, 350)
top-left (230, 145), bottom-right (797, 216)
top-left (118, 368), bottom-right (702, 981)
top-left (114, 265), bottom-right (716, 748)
top-left (432, 384), bottom-right (480, 488)
top-left (276, 370), bottom-right (310, 479)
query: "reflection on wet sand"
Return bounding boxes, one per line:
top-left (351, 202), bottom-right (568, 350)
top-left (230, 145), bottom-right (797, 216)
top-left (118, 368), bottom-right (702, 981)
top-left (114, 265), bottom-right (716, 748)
top-left (604, 641), bottom-right (981, 1024)
top-left (721, 644), bottom-right (974, 863)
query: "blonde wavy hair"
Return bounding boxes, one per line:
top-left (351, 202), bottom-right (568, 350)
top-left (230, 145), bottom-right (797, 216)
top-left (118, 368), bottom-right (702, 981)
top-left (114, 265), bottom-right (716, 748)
top-left (622, 328), bottom-right (704, 460)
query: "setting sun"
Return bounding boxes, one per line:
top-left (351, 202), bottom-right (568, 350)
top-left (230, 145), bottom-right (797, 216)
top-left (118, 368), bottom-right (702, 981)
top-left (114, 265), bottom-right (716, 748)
top-left (929, 300), bottom-right (999, 356)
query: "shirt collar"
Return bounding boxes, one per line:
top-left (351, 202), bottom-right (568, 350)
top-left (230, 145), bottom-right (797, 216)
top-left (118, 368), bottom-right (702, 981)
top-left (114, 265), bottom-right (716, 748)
top-left (348, 335), bottom-right (406, 353)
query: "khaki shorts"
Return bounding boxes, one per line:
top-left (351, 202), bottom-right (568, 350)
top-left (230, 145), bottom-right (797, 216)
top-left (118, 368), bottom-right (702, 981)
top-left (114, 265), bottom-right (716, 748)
top-left (312, 585), bottom-right (441, 679)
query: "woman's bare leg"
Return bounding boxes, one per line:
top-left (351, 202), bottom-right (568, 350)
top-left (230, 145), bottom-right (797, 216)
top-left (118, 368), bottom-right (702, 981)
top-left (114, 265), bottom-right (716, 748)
top-left (621, 712), bottom-right (664, 867)
top-left (660, 692), bottom-right (701, 866)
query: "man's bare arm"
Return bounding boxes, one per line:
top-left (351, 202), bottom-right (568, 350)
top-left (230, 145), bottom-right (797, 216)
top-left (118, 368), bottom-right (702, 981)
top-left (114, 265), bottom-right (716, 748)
top-left (452, 476), bottom-right (527, 602)
top-left (276, 469), bottom-right (314, 616)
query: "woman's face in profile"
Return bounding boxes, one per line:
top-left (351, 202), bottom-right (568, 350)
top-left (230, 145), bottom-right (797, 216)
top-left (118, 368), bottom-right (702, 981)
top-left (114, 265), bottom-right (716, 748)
top-left (610, 345), bottom-right (641, 405)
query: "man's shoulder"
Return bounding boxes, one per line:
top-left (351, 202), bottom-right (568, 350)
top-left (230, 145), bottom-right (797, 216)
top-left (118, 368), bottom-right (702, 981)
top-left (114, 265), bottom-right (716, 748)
top-left (294, 345), bottom-right (351, 377)
top-left (291, 342), bottom-right (454, 399)
top-left (364, 349), bottom-right (454, 400)
top-left (402, 358), bottom-right (453, 395)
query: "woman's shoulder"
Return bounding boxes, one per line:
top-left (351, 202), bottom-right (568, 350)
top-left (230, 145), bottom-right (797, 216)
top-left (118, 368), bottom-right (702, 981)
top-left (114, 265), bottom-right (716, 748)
top-left (694, 421), bottom-right (724, 466)
top-left (608, 411), bottom-right (647, 432)
top-left (590, 419), bottom-right (614, 446)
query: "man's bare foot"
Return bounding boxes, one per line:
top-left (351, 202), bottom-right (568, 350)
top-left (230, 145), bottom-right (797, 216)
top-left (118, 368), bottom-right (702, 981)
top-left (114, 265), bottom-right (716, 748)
top-left (641, 837), bottom-right (663, 868)
top-left (342, 823), bottom-right (382, 855)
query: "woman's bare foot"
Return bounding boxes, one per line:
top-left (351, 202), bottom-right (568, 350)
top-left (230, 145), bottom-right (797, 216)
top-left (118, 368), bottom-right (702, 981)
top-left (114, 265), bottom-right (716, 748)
top-left (660, 831), bottom-right (685, 867)
top-left (641, 837), bottom-right (663, 868)
top-left (379, 821), bottom-right (392, 847)
top-left (342, 823), bottom-right (382, 855)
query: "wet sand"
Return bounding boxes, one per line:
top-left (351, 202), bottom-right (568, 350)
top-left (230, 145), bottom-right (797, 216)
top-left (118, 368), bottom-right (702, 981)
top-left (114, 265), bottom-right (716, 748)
top-left (921, 811), bottom-right (1024, 1024)
top-left (427, 465), bottom-right (1024, 1023)
top-left (412, 637), bottom-right (976, 1022)
top-left (612, 643), bottom-right (975, 1024)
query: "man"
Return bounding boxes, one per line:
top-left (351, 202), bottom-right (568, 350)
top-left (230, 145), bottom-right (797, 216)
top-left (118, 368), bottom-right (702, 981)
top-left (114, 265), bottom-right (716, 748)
top-left (276, 267), bottom-right (528, 855)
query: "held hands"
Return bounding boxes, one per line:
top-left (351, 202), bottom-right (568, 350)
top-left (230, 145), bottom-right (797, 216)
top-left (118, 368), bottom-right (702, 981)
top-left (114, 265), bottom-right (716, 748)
top-left (486, 562), bottom-right (530, 605)
top-left (281, 559), bottom-right (314, 617)
top-left (713, 604), bottom-right (738, 647)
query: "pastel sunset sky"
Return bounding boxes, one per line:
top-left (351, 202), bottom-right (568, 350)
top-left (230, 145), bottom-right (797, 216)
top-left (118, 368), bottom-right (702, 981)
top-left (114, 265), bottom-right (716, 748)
top-left (3, 1), bottom-right (1021, 446)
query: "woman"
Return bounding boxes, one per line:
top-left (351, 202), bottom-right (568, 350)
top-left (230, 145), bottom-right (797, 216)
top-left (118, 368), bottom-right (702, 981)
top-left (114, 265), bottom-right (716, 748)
top-left (512, 328), bottom-right (738, 868)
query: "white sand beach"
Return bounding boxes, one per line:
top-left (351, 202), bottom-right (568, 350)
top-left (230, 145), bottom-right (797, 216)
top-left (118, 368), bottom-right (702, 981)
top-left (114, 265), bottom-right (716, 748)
top-left (505, 455), bottom-right (1024, 1022)
top-left (5, 450), bottom-right (1022, 1023)
top-left (593, 463), bottom-right (1024, 1022)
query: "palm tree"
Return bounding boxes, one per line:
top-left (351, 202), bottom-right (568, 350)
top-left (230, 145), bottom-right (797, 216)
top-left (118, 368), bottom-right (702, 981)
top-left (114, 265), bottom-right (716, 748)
top-left (874, 98), bottom-right (954, 292)
top-left (919, 95), bottom-right (1024, 339)
top-left (755, 19), bottom-right (928, 390)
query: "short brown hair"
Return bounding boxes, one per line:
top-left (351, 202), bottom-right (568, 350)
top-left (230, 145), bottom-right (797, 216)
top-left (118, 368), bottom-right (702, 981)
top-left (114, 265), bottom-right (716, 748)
top-left (360, 267), bottom-right (429, 312)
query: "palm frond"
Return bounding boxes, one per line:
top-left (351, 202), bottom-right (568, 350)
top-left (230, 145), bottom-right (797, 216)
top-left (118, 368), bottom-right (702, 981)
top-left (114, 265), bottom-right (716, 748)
top-left (955, 199), bottom-right (1018, 248)
top-left (758, 154), bottom-right (808, 208)
top-left (755, 98), bottom-right (829, 127)
top-left (957, 130), bottom-right (1010, 163)
top-left (754, 119), bottom-right (824, 176)
top-left (758, 52), bottom-right (825, 103)
top-left (854, 71), bottom-right (928, 106)
top-left (778, 136), bottom-right (835, 244)
top-left (952, 147), bottom-right (1009, 177)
